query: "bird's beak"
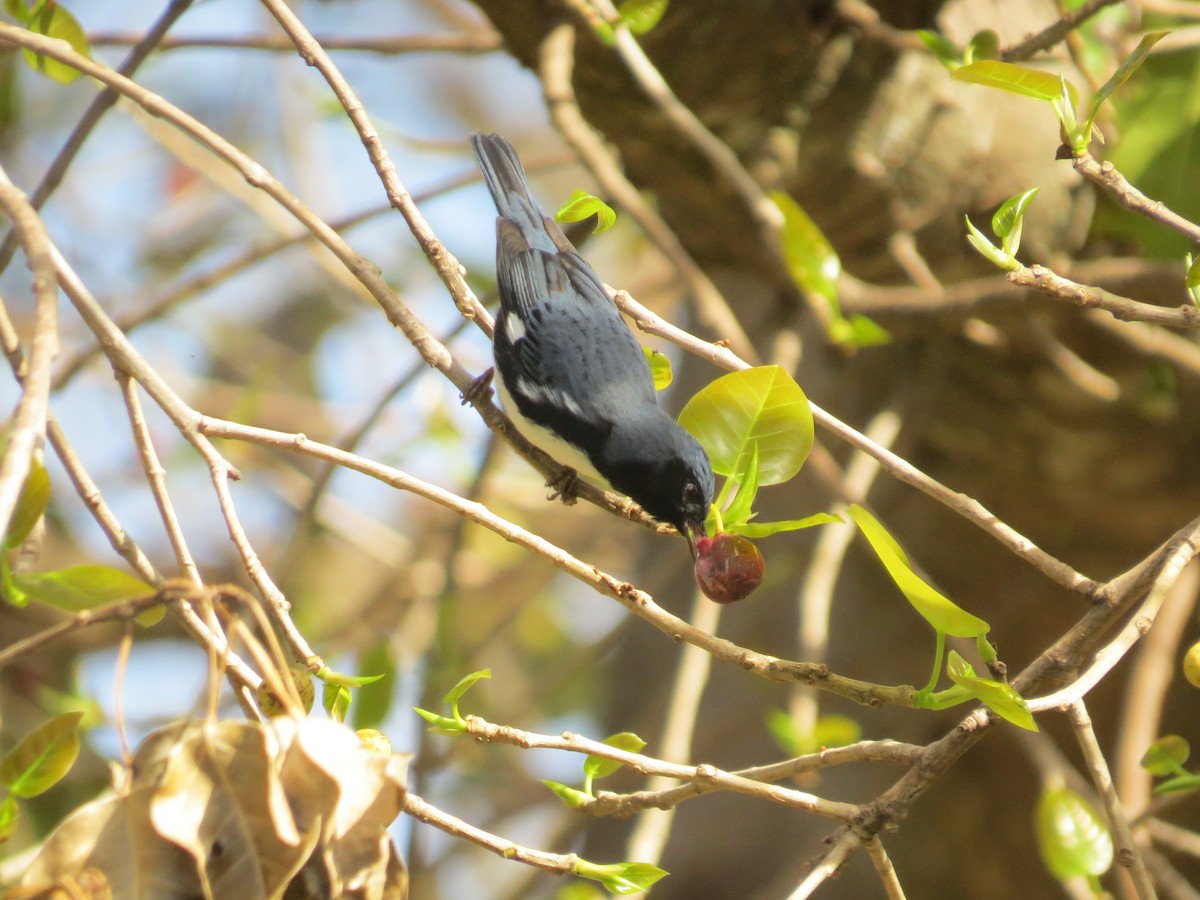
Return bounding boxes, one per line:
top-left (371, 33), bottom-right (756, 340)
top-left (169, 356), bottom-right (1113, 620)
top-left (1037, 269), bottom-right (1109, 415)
top-left (683, 520), bottom-right (703, 561)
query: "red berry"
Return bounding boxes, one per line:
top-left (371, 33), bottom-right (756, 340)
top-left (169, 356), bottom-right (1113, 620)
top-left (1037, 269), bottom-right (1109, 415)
top-left (694, 533), bottom-right (765, 603)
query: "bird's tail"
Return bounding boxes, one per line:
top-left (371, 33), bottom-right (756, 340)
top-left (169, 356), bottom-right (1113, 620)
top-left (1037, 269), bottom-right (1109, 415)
top-left (470, 133), bottom-right (551, 245)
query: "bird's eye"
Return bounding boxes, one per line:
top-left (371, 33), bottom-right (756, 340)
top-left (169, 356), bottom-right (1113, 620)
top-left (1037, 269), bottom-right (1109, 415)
top-left (683, 483), bottom-right (700, 504)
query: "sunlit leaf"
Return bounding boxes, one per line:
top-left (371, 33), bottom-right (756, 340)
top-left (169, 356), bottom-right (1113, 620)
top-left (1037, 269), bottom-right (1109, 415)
top-left (0, 794), bottom-right (18, 842)
top-left (584, 732), bottom-right (646, 781)
top-left (771, 191), bottom-right (840, 307)
top-left (1084, 32), bottom-right (1170, 140)
top-left (829, 314), bottom-right (891, 349)
top-left (915, 29), bottom-right (960, 68)
top-left (953, 61), bottom-right (1079, 106)
top-left (848, 505), bottom-right (990, 637)
top-left (413, 706), bottom-right (465, 734)
top-left (721, 442), bottom-right (759, 529)
top-left (643, 347), bottom-right (672, 390)
top-left (813, 714), bottom-right (862, 750)
top-left (945, 651), bottom-right (1037, 731)
top-left (444, 667), bottom-right (491, 716)
top-left (556, 190), bottom-right (616, 233)
top-left (678, 365), bottom-right (814, 485)
top-left (731, 511), bottom-right (842, 538)
top-left (18, 0), bottom-right (92, 85)
top-left (1036, 786), bottom-right (1113, 880)
top-left (617, 0), bottom-right (668, 35)
top-left (351, 641), bottom-right (397, 731)
top-left (323, 684), bottom-right (351, 722)
top-left (991, 187), bottom-right (1040, 256)
top-left (966, 29), bottom-right (999, 63)
top-left (965, 215), bottom-right (1015, 270)
top-left (316, 666), bottom-right (385, 689)
top-left (544, 779), bottom-right (592, 809)
top-left (5, 460), bottom-right (49, 550)
top-left (10, 565), bottom-right (154, 613)
top-left (576, 859), bottom-right (669, 895)
top-left (1153, 773), bottom-right (1200, 795)
top-left (0, 711), bottom-right (83, 798)
top-left (1140, 735), bottom-right (1190, 775)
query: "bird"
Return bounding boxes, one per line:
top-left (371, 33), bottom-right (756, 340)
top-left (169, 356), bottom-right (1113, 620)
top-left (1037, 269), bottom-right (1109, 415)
top-left (468, 132), bottom-right (713, 553)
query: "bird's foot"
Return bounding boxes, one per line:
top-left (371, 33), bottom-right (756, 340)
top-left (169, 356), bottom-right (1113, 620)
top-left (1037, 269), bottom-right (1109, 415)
top-left (460, 368), bottom-right (494, 406)
top-left (545, 467), bottom-right (580, 506)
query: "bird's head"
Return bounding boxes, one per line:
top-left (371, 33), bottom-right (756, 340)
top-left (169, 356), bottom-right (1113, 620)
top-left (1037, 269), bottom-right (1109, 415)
top-left (601, 412), bottom-right (714, 557)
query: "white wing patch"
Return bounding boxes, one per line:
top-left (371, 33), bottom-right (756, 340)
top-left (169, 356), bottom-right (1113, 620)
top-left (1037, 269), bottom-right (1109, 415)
top-left (505, 311), bottom-right (527, 342)
top-left (517, 377), bottom-right (586, 418)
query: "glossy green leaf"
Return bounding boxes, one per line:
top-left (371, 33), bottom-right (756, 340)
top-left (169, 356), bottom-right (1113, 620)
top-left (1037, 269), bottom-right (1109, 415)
top-left (18, 0), bottom-right (91, 85)
top-left (721, 442), bottom-right (759, 529)
top-left (731, 511), bottom-right (842, 538)
top-left (10, 565), bottom-right (154, 613)
top-left (945, 651), bottom-right (1037, 731)
top-left (444, 667), bottom-right (491, 718)
top-left (991, 187), bottom-right (1040, 256)
top-left (576, 860), bottom-right (669, 895)
top-left (678, 365), bottom-right (813, 485)
top-left (556, 190), bottom-right (616, 233)
top-left (323, 684), bottom-right (351, 722)
top-left (544, 779), bottom-right (592, 809)
top-left (413, 706), bottom-right (466, 735)
top-left (0, 794), bottom-right (18, 843)
top-left (1036, 786), bottom-right (1113, 880)
top-left (965, 215), bottom-right (1015, 270)
top-left (771, 191), bottom-right (840, 306)
top-left (1153, 773), bottom-right (1200, 795)
top-left (5, 460), bottom-right (49, 549)
top-left (1084, 32), bottom-right (1170, 140)
top-left (953, 60), bottom-right (1079, 106)
top-left (848, 505), bottom-right (990, 637)
top-left (584, 732), bottom-right (646, 781)
top-left (1140, 735), bottom-right (1190, 775)
top-left (0, 711), bottom-right (83, 798)
top-left (643, 347), bottom-right (672, 390)
top-left (351, 641), bottom-right (397, 730)
top-left (617, 0), bottom-right (668, 35)
top-left (915, 29), bottom-right (960, 68)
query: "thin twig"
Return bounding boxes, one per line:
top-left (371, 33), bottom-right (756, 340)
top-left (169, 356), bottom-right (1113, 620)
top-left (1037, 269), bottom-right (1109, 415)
top-left (1009, 263), bottom-right (1200, 329)
top-left (864, 837), bottom-right (906, 900)
top-left (86, 30), bottom-right (503, 54)
top-left (1002, 0), bottom-right (1126, 61)
top-left (788, 829), bottom-right (859, 898)
top-left (1071, 152), bottom-right (1200, 247)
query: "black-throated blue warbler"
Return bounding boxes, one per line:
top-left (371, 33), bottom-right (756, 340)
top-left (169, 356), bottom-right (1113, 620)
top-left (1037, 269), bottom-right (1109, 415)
top-left (469, 132), bottom-right (713, 553)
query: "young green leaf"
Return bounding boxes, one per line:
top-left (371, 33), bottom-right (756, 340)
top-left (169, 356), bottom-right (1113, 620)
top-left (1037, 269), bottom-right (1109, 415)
top-left (721, 442), bottom-right (760, 529)
top-left (544, 779), bottom-right (593, 809)
top-left (5, 460), bottom-right (49, 550)
top-left (945, 651), bottom-right (1037, 731)
top-left (965, 215), bottom-right (1015, 270)
top-left (575, 859), bottom-right (669, 895)
top-left (323, 684), bottom-right (351, 722)
top-left (731, 511), bottom-right (842, 538)
top-left (771, 191), bottom-right (840, 307)
top-left (952, 60), bottom-right (1079, 106)
top-left (1140, 735), bottom-right (1190, 776)
top-left (0, 711), bottom-right (83, 798)
top-left (991, 187), bottom-right (1040, 257)
top-left (413, 706), bottom-right (466, 735)
top-left (556, 190), bottom-right (616, 233)
top-left (1036, 786), bottom-right (1113, 881)
top-left (915, 29), bottom-right (960, 68)
top-left (965, 29), bottom-right (1000, 63)
top-left (643, 347), bottom-right (673, 390)
top-left (678, 365), bottom-right (814, 485)
top-left (848, 505), bottom-right (990, 638)
top-left (316, 666), bottom-right (386, 689)
top-left (19, 0), bottom-right (91, 85)
top-left (829, 314), bottom-right (891, 349)
top-left (583, 732), bottom-right (647, 782)
top-left (617, 0), bottom-right (669, 35)
top-left (1186, 254), bottom-right (1200, 308)
top-left (10, 565), bottom-right (154, 613)
top-left (444, 667), bottom-right (491, 718)
top-left (1083, 32), bottom-right (1170, 143)
top-left (1152, 773), bottom-right (1200, 795)
top-left (0, 794), bottom-right (18, 843)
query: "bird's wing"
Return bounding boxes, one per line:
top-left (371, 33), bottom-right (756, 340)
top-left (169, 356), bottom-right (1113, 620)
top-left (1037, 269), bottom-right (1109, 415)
top-left (494, 220), bottom-right (656, 434)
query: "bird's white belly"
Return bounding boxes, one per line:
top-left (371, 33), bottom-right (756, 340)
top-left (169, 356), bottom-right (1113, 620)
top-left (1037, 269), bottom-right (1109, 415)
top-left (494, 373), bottom-right (613, 490)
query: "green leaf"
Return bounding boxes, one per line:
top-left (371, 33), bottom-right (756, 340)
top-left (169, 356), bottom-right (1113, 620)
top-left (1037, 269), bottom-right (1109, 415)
top-left (952, 61), bottom-right (1079, 106)
top-left (1140, 735), bottom-right (1190, 775)
top-left (5, 460), bottom-right (49, 549)
top-left (678, 365), bottom-right (814, 485)
top-left (323, 683), bottom-right (351, 722)
top-left (351, 641), bottom-right (397, 730)
top-left (731, 511), bottom-right (842, 538)
top-left (771, 191), bottom-right (840, 307)
top-left (0, 794), bottom-right (18, 843)
top-left (848, 505), bottom-right (990, 638)
top-left (643, 347), bottom-right (672, 391)
top-left (1152, 773), bottom-right (1200, 795)
top-left (544, 779), bottom-right (593, 809)
top-left (0, 711), bottom-right (83, 798)
top-left (575, 860), bottom-right (669, 895)
top-left (965, 215), bottom-right (1015, 270)
top-left (945, 651), bottom-right (1037, 731)
top-left (829, 314), bottom-right (891, 349)
top-left (965, 29), bottom-right (1000, 63)
top-left (444, 667), bottom-right (491, 718)
top-left (10, 565), bottom-right (154, 613)
top-left (583, 732), bottom-right (646, 782)
top-left (721, 442), bottom-right (760, 529)
top-left (915, 29), bottom-right (960, 68)
top-left (1187, 255), bottom-right (1200, 308)
top-left (1036, 786), bottom-right (1113, 880)
top-left (316, 666), bottom-right (385, 689)
top-left (19, 0), bottom-right (91, 85)
top-left (413, 706), bottom-right (466, 735)
top-left (1084, 32), bottom-right (1170, 141)
top-left (813, 714), bottom-right (862, 750)
top-left (556, 190), bottom-right (616, 233)
top-left (991, 187), bottom-right (1040, 257)
top-left (617, 0), bottom-right (668, 35)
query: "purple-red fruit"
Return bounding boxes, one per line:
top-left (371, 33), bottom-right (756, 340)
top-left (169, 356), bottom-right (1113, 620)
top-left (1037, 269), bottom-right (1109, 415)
top-left (694, 533), bottom-right (765, 603)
